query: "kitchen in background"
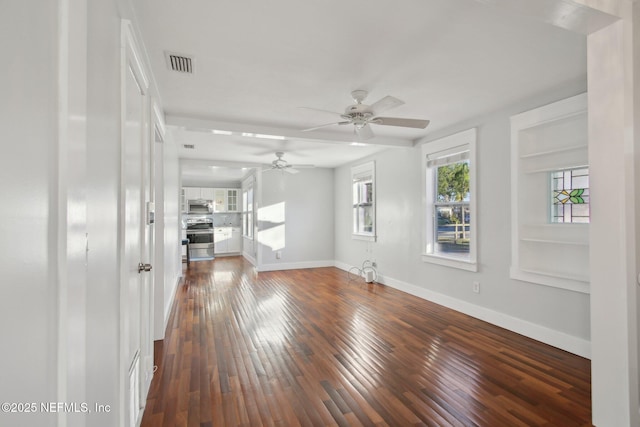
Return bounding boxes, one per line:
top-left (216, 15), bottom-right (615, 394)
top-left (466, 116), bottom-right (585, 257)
top-left (181, 187), bottom-right (242, 261)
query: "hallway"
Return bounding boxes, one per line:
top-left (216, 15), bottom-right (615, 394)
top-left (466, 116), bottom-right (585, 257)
top-left (141, 257), bottom-right (592, 426)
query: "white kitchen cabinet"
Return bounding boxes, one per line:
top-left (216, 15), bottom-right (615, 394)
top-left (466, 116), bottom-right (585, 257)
top-left (184, 187), bottom-right (202, 200)
top-left (183, 187), bottom-right (242, 213)
top-left (214, 227), bottom-right (229, 253)
top-left (213, 189), bottom-right (226, 212)
top-left (184, 186), bottom-right (216, 201)
top-left (229, 227), bottom-right (242, 253)
top-left (227, 189), bottom-right (239, 212)
top-left (214, 227), bottom-right (242, 254)
top-left (200, 187), bottom-right (216, 200)
top-left (180, 188), bottom-right (188, 213)
top-left (212, 188), bottom-right (241, 212)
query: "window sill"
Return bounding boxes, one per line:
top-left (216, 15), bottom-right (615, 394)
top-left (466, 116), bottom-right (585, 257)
top-left (352, 234), bottom-right (376, 242)
top-left (422, 253), bottom-right (477, 272)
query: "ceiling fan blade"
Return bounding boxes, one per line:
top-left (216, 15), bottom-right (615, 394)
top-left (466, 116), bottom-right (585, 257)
top-left (373, 117), bottom-right (430, 129)
top-left (355, 125), bottom-right (374, 140)
top-left (290, 164), bottom-right (315, 169)
top-left (302, 121), bottom-right (351, 132)
top-left (284, 167), bottom-right (300, 174)
top-left (370, 95), bottom-right (404, 116)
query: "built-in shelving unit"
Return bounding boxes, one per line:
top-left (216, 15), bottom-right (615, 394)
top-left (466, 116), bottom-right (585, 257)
top-left (510, 93), bottom-right (589, 294)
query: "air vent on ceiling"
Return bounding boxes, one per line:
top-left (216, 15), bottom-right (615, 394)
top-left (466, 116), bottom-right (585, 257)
top-left (165, 52), bottom-right (194, 74)
top-left (183, 144), bottom-right (195, 149)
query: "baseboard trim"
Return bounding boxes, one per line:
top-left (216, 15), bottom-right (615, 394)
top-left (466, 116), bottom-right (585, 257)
top-left (257, 260), bottom-right (335, 272)
top-left (163, 274), bottom-right (182, 336)
top-left (334, 263), bottom-right (590, 359)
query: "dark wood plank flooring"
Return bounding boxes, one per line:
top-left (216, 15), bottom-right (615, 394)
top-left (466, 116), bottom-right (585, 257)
top-left (141, 256), bottom-right (592, 426)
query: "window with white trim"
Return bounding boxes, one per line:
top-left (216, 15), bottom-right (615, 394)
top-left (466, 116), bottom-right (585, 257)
top-left (351, 161), bottom-right (376, 241)
top-left (422, 129), bottom-right (477, 271)
top-left (242, 177), bottom-right (254, 239)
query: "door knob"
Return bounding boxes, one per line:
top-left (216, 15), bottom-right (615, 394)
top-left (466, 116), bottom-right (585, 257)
top-left (138, 263), bottom-right (153, 273)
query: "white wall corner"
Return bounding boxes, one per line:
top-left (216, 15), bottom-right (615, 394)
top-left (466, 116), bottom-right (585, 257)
top-left (242, 251), bottom-right (257, 267)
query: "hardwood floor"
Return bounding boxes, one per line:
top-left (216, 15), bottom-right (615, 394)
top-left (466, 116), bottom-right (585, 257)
top-left (141, 256), bottom-right (592, 426)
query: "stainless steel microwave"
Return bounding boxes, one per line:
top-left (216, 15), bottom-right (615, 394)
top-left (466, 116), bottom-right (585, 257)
top-left (188, 200), bottom-right (212, 214)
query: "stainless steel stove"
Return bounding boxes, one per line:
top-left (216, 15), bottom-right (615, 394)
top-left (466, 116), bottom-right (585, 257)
top-left (185, 217), bottom-right (214, 259)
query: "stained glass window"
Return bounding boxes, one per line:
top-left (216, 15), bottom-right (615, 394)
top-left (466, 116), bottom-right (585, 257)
top-left (551, 168), bottom-right (589, 223)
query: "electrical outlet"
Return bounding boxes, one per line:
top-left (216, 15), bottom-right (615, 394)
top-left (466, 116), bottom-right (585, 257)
top-left (276, 251), bottom-right (282, 259)
top-left (472, 281), bottom-right (480, 293)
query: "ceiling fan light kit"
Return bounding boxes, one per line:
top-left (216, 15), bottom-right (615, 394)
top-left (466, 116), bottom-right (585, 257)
top-left (302, 90), bottom-right (430, 140)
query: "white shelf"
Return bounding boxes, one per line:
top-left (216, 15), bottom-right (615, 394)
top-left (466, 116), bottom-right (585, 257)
top-left (522, 163), bottom-right (588, 174)
top-left (519, 268), bottom-right (589, 284)
top-left (510, 267), bottom-right (590, 294)
top-left (519, 144), bottom-right (585, 159)
top-left (520, 238), bottom-right (588, 246)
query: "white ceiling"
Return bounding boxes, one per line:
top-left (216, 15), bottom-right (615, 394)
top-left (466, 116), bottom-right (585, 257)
top-left (133, 0), bottom-right (586, 182)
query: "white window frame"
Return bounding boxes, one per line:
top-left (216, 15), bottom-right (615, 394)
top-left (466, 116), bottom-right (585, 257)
top-left (422, 129), bottom-right (477, 272)
top-left (351, 161), bottom-right (376, 241)
top-left (242, 176), bottom-right (254, 240)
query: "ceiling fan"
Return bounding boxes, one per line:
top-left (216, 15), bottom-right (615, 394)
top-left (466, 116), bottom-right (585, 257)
top-left (264, 152), bottom-right (314, 174)
top-left (301, 90), bottom-right (430, 140)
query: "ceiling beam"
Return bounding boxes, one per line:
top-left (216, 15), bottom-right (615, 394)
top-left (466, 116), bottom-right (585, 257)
top-left (180, 158), bottom-right (264, 169)
top-left (165, 114), bottom-right (414, 148)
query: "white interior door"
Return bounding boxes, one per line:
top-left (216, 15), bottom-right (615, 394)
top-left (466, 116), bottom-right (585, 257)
top-left (122, 21), bottom-right (151, 427)
top-left (124, 63), bottom-right (144, 427)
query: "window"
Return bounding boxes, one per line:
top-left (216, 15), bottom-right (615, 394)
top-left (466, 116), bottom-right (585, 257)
top-left (551, 167), bottom-right (589, 223)
top-left (435, 160), bottom-right (470, 255)
top-left (351, 161), bottom-right (376, 241)
top-left (422, 129), bottom-right (477, 271)
top-left (242, 177), bottom-right (254, 239)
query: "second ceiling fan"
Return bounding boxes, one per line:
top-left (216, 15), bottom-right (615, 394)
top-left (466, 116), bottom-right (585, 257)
top-left (302, 90), bottom-right (430, 140)
top-left (264, 152), bottom-right (314, 174)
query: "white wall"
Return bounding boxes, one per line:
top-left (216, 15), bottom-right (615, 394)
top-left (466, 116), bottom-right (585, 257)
top-left (0, 2), bottom-right (62, 426)
top-left (335, 84), bottom-right (592, 357)
top-left (85, 0), bottom-right (129, 424)
top-left (161, 138), bottom-right (182, 337)
top-left (587, 9), bottom-right (640, 426)
top-left (258, 168), bottom-right (334, 270)
top-left (0, 0), bottom-right (131, 425)
top-left (0, 1), bottom-right (173, 425)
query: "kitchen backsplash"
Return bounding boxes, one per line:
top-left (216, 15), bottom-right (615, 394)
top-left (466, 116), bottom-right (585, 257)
top-left (212, 212), bottom-right (241, 227)
top-left (182, 212), bottom-right (241, 228)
